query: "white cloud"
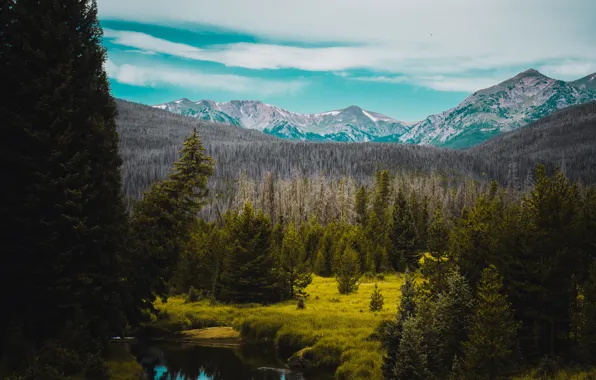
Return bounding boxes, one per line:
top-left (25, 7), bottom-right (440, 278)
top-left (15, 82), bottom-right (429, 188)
top-left (98, 0), bottom-right (596, 72)
top-left (105, 59), bottom-right (308, 95)
top-left (351, 74), bottom-right (510, 92)
top-left (353, 76), bottom-right (408, 84)
top-left (539, 61), bottom-right (596, 80)
top-left (103, 29), bottom-right (596, 84)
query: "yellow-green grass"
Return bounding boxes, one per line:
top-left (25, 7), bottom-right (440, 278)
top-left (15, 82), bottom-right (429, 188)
top-left (513, 367), bottom-right (596, 379)
top-left (105, 343), bottom-right (145, 380)
top-left (154, 274), bottom-right (413, 380)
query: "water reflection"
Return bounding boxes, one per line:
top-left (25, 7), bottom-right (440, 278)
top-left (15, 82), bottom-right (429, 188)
top-left (133, 343), bottom-right (324, 380)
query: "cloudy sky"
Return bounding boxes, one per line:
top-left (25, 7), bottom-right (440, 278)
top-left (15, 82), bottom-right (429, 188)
top-left (98, 0), bottom-right (596, 121)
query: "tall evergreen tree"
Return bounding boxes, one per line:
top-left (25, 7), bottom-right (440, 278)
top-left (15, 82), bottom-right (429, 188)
top-left (382, 268), bottom-right (417, 379)
top-left (129, 130), bottom-right (214, 308)
top-left (221, 202), bottom-right (279, 304)
top-left (425, 207), bottom-right (450, 290)
top-left (1, 0), bottom-right (129, 362)
top-left (280, 223), bottom-right (312, 298)
top-left (463, 265), bottom-right (520, 379)
top-left (392, 317), bottom-right (431, 380)
top-left (373, 170), bottom-right (391, 222)
top-left (355, 185), bottom-right (368, 226)
top-left (390, 188), bottom-right (418, 270)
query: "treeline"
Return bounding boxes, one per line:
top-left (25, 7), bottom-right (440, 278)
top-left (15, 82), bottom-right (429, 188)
top-left (381, 167), bottom-right (596, 379)
top-left (116, 100), bottom-right (596, 216)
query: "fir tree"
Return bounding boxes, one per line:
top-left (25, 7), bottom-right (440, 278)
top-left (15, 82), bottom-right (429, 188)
top-left (220, 202), bottom-right (279, 303)
top-left (425, 206), bottom-right (450, 290)
top-left (129, 130), bottom-right (214, 305)
top-left (2, 0), bottom-right (129, 359)
top-left (336, 246), bottom-right (361, 294)
top-left (392, 317), bottom-right (431, 380)
top-left (382, 268), bottom-right (417, 379)
top-left (390, 188), bottom-right (418, 270)
top-left (463, 265), bottom-right (520, 379)
top-left (280, 223), bottom-right (312, 298)
top-left (355, 185), bottom-right (368, 226)
top-left (369, 284), bottom-right (385, 312)
top-left (373, 170), bottom-right (391, 222)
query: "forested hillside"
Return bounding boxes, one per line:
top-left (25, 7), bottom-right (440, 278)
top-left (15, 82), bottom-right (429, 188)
top-left (471, 101), bottom-right (596, 183)
top-left (117, 99), bottom-right (596, 218)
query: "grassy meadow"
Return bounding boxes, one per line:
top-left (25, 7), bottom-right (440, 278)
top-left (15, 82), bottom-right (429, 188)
top-left (154, 274), bottom-right (412, 380)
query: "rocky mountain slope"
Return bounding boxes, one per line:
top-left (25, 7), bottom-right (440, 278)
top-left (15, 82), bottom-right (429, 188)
top-left (154, 99), bottom-right (412, 142)
top-left (400, 69), bottom-right (596, 148)
top-left (154, 69), bottom-right (596, 147)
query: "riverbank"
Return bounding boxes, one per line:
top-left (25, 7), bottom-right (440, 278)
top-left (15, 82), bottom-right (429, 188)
top-left (152, 274), bottom-right (408, 380)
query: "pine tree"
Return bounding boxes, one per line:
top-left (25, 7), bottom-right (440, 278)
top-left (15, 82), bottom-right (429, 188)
top-left (355, 185), bottom-right (368, 226)
top-left (425, 206), bottom-right (450, 290)
top-left (577, 260), bottom-right (596, 365)
top-left (392, 317), bottom-right (431, 380)
top-left (390, 188), bottom-right (418, 270)
top-left (2, 0), bottom-right (129, 358)
top-left (382, 268), bottom-right (417, 378)
top-left (129, 130), bottom-right (214, 305)
top-left (221, 202), bottom-right (279, 304)
top-left (280, 223), bottom-right (312, 298)
top-left (373, 170), bottom-right (391, 222)
top-left (463, 265), bottom-right (520, 379)
top-left (369, 284), bottom-right (385, 312)
top-left (336, 246), bottom-right (361, 294)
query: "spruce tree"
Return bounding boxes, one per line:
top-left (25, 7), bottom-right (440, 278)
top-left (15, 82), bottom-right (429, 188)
top-left (2, 0), bottom-right (128, 359)
top-left (280, 223), bottom-right (312, 298)
top-left (129, 130), bottom-right (214, 306)
top-left (336, 246), bottom-right (361, 294)
top-left (390, 188), bottom-right (418, 270)
top-left (463, 265), bottom-right (520, 379)
top-left (392, 317), bottom-right (431, 380)
top-left (425, 206), bottom-right (450, 290)
top-left (373, 170), bottom-right (391, 222)
top-left (382, 268), bottom-right (417, 379)
top-left (355, 185), bottom-right (368, 226)
top-left (369, 284), bottom-right (385, 312)
top-left (221, 202), bottom-right (279, 304)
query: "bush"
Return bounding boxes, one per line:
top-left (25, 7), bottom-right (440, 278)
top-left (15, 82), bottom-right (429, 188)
top-left (297, 299), bottom-right (305, 309)
top-left (184, 286), bottom-right (202, 303)
top-left (84, 354), bottom-right (111, 380)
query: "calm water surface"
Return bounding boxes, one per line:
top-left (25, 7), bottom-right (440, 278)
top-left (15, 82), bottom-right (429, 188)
top-left (132, 342), bottom-right (332, 380)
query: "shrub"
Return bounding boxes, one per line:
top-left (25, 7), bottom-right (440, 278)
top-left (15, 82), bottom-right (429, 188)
top-left (184, 286), bottom-right (202, 303)
top-left (369, 284), bottom-right (384, 312)
top-left (297, 299), bottom-right (305, 309)
top-left (84, 354), bottom-right (111, 380)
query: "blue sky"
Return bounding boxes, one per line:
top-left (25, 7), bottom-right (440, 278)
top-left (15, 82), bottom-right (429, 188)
top-left (98, 0), bottom-right (596, 121)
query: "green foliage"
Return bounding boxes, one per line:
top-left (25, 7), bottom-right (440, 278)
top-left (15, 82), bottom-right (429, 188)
top-left (462, 265), bottom-right (520, 379)
top-left (0, 0), bottom-right (137, 371)
top-left (392, 317), bottom-right (431, 380)
top-left (355, 185), bottom-right (369, 226)
top-left (336, 247), bottom-right (361, 294)
top-left (424, 206), bottom-right (451, 290)
top-left (220, 202), bottom-right (280, 304)
top-left (280, 223), bottom-right (313, 298)
top-left (369, 284), bottom-right (385, 312)
top-left (373, 170), bottom-right (391, 222)
top-left (390, 187), bottom-right (418, 270)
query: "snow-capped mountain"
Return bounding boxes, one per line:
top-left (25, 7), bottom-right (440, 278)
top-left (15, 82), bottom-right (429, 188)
top-left (154, 99), bottom-right (412, 142)
top-left (399, 69), bottom-right (596, 148)
top-left (154, 69), bottom-right (596, 147)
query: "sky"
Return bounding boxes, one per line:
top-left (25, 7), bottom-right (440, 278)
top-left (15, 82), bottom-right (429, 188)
top-left (98, 0), bottom-right (596, 121)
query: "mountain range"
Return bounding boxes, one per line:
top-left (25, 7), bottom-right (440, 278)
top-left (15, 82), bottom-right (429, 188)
top-left (153, 69), bottom-right (596, 148)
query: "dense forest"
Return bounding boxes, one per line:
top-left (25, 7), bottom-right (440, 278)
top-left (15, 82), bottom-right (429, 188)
top-left (3, 0), bottom-right (596, 379)
top-left (117, 99), bottom-right (596, 219)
